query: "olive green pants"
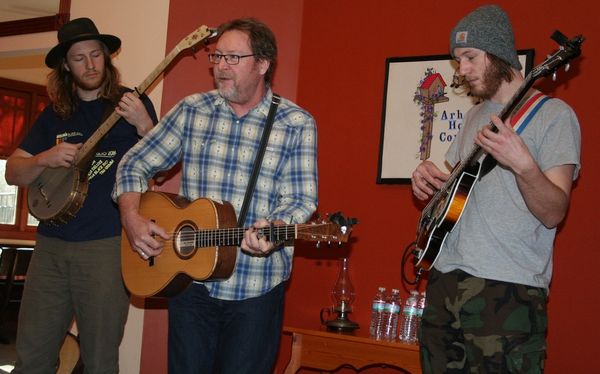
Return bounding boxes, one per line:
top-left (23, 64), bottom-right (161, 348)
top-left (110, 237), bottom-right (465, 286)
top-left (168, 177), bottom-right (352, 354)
top-left (13, 235), bottom-right (129, 374)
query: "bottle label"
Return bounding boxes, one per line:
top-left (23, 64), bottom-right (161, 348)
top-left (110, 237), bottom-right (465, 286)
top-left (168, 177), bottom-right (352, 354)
top-left (372, 302), bottom-right (385, 312)
top-left (403, 306), bottom-right (417, 316)
top-left (385, 303), bottom-right (400, 313)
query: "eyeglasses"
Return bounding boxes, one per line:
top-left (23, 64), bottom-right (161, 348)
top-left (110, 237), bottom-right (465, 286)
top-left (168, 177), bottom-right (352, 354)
top-left (208, 53), bottom-right (256, 65)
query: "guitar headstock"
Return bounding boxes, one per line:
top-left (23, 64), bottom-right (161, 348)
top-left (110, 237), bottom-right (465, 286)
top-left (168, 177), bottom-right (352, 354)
top-left (531, 31), bottom-right (585, 81)
top-left (175, 25), bottom-right (218, 52)
top-left (297, 212), bottom-right (358, 245)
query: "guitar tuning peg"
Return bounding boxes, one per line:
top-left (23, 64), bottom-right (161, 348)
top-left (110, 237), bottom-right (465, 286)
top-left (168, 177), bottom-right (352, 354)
top-left (552, 71), bottom-right (557, 81)
top-left (316, 241), bottom-right (321, 249)
top-left (565, 63), bottom-right (571, 72)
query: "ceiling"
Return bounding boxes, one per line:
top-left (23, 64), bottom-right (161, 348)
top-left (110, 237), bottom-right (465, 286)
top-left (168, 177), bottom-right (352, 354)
top-left (0, 0), bottom-right (60, 22)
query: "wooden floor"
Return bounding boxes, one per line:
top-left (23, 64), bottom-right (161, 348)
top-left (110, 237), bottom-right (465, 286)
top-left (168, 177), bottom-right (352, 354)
top-left (0, 304), bottom-right (18, 373)
top-left (0, 306), bottom-right (83, 374)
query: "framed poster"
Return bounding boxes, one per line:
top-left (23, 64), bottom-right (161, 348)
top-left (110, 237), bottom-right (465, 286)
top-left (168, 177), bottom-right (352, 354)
top-left (376, 50), bottom-right (534, 184)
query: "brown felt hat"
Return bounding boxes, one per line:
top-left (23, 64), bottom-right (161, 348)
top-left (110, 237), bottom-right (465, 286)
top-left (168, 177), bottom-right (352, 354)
top-left (45, 17), bottom-right (121, 68)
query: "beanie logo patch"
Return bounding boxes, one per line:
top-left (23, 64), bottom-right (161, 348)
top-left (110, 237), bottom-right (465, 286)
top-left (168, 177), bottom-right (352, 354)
top-left (455, 31), bottom-right (468, 44)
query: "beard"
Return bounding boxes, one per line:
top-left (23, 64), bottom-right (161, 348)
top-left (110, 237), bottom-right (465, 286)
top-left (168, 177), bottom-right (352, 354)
top-left (215, 79), bottom-right (237, 102)
top-left (73, 70), bottom-right (105, 92)
top-left (467, 62), bottom-right (504, 100)
top-left (214, 75), bottom-right (260, 105)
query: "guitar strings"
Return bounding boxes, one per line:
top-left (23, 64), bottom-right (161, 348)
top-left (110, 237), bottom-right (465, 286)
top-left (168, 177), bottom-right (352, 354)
top-left (156, 223), bottom-right (334, 245)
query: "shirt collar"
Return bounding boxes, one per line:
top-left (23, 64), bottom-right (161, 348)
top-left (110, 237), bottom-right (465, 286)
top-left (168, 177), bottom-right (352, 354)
top-left (213, 87), bottom-right (274, 118)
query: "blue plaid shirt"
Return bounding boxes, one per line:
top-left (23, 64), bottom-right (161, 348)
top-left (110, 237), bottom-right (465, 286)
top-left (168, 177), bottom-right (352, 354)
top-left (114, 89), bottom-right (318, 300)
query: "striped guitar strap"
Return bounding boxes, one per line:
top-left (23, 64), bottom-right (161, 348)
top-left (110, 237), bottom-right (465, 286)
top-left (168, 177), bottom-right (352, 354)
top-left (511, 91), bottom-right (551, 134)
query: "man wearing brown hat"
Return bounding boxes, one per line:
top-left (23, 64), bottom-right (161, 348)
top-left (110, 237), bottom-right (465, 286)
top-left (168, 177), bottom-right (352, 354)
top-left (5, 17), bottom-right (157, 373)
top-left (411, 4), bottom-right (580, 373)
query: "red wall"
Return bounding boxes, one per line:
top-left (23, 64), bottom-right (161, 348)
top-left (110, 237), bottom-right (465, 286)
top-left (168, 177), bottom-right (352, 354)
top-left (145, 0), bottom-right (600, 373)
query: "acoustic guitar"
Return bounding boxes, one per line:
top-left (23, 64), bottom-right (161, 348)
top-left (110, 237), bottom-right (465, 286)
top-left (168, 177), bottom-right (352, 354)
top-left (27, 25), bottom-right (217, 225)
top-left (121, 191), bottom-right (357, 298)
top-left (413, 31), bottom-right (584, 272)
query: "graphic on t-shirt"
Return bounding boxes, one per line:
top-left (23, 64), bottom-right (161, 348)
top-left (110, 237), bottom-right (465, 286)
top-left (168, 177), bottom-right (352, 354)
top-left (88, 150), bottom-right (117, 181)
top-left (55, 131), bottom-right (83, 144)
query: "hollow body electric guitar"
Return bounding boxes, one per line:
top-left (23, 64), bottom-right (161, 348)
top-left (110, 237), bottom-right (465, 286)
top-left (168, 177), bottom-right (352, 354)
top-left (27, 26), bottom-right (217, 225)
top-left (413, 31), bottom-right (584, 272)
top-left (121, 191), bottom-right (357, 298)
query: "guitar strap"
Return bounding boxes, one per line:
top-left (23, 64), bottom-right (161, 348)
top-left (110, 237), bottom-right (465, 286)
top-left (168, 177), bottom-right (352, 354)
top-left (237, 93), bottom-right (281, 226)
top-left (510, 92), bottom-right (551, 135)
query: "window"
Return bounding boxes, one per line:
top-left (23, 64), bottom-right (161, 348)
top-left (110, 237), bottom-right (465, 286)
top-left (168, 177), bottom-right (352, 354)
top-left (0, 78), bottom-right (48, 240)
top-left (0, 161), bottom-right (18, 224)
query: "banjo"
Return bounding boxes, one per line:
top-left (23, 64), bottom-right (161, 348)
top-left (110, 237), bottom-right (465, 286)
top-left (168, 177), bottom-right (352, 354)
top-left (28, 25), bottom-right (216, 225)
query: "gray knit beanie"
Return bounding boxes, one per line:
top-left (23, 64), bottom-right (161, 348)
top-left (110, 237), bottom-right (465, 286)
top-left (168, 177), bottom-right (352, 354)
top-left (449, 4), bottom-right (522, 70)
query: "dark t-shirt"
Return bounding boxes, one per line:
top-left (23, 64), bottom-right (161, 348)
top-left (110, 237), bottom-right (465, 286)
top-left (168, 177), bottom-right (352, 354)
top-left (19, 91), bottom-right (157, 241)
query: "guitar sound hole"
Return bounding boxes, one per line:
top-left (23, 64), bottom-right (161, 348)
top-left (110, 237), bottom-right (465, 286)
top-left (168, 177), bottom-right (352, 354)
top-left (174, 223), bottom-right (197, 259)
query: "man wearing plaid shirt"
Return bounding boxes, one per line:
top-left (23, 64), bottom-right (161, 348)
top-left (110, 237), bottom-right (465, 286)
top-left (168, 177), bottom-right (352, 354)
top-left (113, 18), bottom-right (317, 374)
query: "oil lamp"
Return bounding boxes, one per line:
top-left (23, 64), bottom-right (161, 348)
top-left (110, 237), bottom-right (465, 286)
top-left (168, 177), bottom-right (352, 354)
top-left (320, 257), bottom-right (359, 332)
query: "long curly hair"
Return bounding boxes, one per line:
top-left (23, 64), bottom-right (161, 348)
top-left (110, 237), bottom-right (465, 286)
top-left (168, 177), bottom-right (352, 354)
top-left (47, 43), bottom-right (122, 119)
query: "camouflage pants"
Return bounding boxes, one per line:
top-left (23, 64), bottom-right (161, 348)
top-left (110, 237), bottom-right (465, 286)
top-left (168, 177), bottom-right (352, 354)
top-left (419, 269), bottom-right (547, 374)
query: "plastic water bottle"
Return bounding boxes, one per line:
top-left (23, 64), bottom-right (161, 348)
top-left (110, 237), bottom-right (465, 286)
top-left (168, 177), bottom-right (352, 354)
top-left (369, 287), bottom-right (387, 339)
top-left (382, 288), bottom-right (401, 341)
top-left (399, 290), bottom-right (419, 343)
top-left (414, 291), bottom-right (426, 343)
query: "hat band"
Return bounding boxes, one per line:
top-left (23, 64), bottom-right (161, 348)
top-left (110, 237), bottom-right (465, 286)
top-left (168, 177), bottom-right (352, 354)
top-left (59, 32), bottom-right (102, 43)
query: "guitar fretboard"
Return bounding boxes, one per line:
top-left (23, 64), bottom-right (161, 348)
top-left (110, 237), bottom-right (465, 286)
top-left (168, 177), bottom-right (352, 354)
top-left (192, 225), bottom-right (298, 248)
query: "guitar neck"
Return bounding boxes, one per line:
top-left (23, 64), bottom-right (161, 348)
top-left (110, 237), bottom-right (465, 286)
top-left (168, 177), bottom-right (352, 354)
top-left (76, 37), bottom-right (196, 166)
top-left (193, 225), bottom-right (299, 248)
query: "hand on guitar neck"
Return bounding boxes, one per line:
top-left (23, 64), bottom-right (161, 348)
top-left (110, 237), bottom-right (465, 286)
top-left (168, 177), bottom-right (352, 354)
top-left (242, 218), bottom-right (288, 256)
top-left (411, 160), bottom-right (450, 201)
top-left (115, 92), bottom-right (154, 137)
top-left (475, 114), bottom-right (535, 176)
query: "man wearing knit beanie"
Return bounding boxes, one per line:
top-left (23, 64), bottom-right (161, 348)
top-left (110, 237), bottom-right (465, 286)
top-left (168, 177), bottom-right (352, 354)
top-left (412, 4), bottom-right (581, 373)
top-left (450, 4), bottom-right (522, 70)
